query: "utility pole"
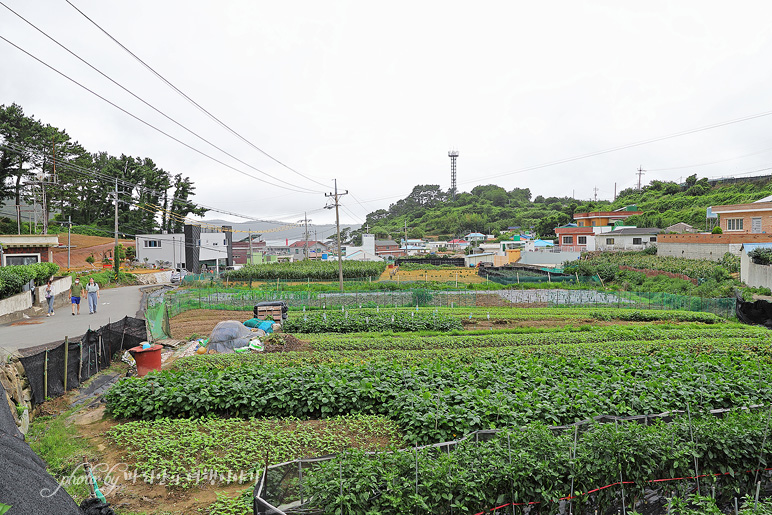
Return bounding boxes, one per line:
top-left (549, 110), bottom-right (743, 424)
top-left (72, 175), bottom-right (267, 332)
top-left (404, 219), bottom-right (408, 247)
top-left (114, 168), bottom-right (121, 280)
top-left (325, 179), bottom-right (348, 291)
top-left (248, 230), bottom-right (253, 266)
top-left (298, 212), bottom-right (312, 260)
top-left (614, 182), bottom-right (617, 201)
top-left (637, 166), bottom-right (645, 191)
top-left (67, 216), bottom-right (71, 270)
top-left (593, 186), bottom-right (599, 203)
top-left (172, 236), bottom-right (176, 271)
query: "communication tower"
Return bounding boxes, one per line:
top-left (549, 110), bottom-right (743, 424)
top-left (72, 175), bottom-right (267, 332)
top-left (448, 149), bottom-right (459, 199)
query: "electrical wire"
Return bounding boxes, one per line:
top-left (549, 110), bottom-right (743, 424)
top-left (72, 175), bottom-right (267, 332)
top-left (0, 140), bottom-right (313, 223)
top-left (647, 146), bottom-right (772, 172)
top-left (65, 0), bottom-right (331, 189)
top-left (0, 2), bottom-right (324, 195)
top-left (0, 34), bottom-right (322, 195)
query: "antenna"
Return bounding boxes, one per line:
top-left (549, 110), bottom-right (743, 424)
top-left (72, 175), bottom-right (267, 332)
top-left (448, 149), bottom-right (459, 199)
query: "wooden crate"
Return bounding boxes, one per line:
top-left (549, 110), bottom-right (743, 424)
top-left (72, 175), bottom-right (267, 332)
top-left (256, 306), bottom-right (283, 321)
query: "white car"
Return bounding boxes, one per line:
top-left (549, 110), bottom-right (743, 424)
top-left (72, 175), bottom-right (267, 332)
top-left (170, 270), bottom-right (181, 283)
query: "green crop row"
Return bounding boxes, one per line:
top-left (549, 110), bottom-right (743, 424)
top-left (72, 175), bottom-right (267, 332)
top-left (223, 260), bottom-right (387, 281)
top-left (282, 310), bottom-right (463, 333)
top-left (108, 342), bottom-right (772, 444)
top-left (300, 324), bottom-right (766, 352)
top-left (106, 414), bottom-right (402, 488)
top-left (564, 251), bottom-right (729, 281)
top-left (171, 338), bottom-right (772, 371)
top-left (304, 411), bottom-right (772, 514)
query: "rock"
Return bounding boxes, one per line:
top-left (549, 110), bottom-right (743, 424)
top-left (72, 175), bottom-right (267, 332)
top-left (13, 360), bottom-right (25, 379)
top-left (272, 323), bottom-right (281, 332)
top-left (19, 408), bottom-right (29, 434)
top-left (5, 392), bottom-right (19, 426)
top-left (0, 368), bottom-right (13, 399)
top-left (22, 387), bottom-right (32, 403)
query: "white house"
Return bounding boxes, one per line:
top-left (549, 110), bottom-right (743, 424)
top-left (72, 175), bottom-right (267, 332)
top-left (136, 231), bottom-right (229, 271)
top-left (595, 228), bottom-right (660, 251)
top-left (343, 234), bottom-right (383, 261)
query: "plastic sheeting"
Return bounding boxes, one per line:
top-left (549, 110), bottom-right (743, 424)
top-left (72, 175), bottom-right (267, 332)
top-left (19, 316), bottom-right (147, 405)
top-left (736, 291), bottom-right (772, 327)
top-left (0, 381), bottom-right (83, 514)
top-left (207, 320), bottom-right (260, 353)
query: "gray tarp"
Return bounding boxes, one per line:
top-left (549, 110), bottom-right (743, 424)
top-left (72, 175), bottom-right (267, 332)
top-left (207, 321), bottom-right (259, 353)
top-left (0, 381), bottom-right (83, 514)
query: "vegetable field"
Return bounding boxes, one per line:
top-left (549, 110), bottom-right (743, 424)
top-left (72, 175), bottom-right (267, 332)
top-left (223, 261), bottom-right (386, 281)
top-left (104, 302), bottom-right (772, 514)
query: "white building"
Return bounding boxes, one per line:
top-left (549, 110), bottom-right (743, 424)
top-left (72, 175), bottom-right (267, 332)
top-left (136, 231), bottom-right (230, 271)
top-left (343, 234), bottom-right (383, 261)
top-left (595, 228), bottom-right (660, 251)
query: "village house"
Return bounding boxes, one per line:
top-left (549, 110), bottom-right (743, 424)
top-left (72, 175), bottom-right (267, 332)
top-left (0, 234), bottom-right (59, 266)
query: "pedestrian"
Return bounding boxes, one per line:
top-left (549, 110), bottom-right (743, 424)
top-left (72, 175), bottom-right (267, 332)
top-left (45, 280), bottom-right (54, 317)
top-left (86, 277), bottom-right (100, 314)
top-left (69, 277), bottom-right (83, 315)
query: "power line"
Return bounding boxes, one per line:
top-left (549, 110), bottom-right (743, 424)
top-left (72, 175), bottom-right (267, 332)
top-left (0, 1), bottom-right (325, 195)
top-left (65, 0), bottom-right (331, 190)
top-left (0, 140), bottom-right (310, 223)
top-left (647, 146), bottom-right (772, 172)
top-left (0, 34), bottom-right (323, 195)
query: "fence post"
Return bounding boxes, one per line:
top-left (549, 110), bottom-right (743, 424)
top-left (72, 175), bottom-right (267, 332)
top-left (63, 336), bottom-right (69, 391)
top-left (78, 342), bottom-right (83, 385)
top-left (43, 350), bottom-right (49, 400)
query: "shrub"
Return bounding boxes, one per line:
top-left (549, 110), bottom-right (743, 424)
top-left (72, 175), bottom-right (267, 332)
top-left (712, 226), bottom-right (723, 234)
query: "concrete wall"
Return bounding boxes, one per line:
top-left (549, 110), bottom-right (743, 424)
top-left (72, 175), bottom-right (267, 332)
top-left (742, 255), bottom-right (772, 289)
top-left (518, 251), bottom-right (581, 266)
top-left (657, 242), bottom-right (742, 262)
top-left (0, 290), bottom-right (31, 317)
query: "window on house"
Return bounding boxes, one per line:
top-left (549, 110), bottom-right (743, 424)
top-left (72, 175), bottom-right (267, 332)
top-left (650, 236), bottom-right (657, 242)
top-left (591, 221), bottom-right (596, 226)
top-left (562, 236), bottom-right (573, 245)
top-left (727, 218), bottom-right (744, 231)
top-left (4, 254), bottom-right (39, 266)
top-left (578, 236), bottom-right (587, 245)
top-left (633, 238), bottom-right (642, 245)
top-left (144, 240), bottom-right (161, 248)
top-left (606, 238), bottom-right (615, 245)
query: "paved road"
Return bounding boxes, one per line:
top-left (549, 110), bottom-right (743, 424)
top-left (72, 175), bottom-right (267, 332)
top-left (0, 284), bottom-right (149, 355)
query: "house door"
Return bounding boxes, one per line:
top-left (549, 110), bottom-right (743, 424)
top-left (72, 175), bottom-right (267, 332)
top-left (752, 217), bottom-right (762, 233)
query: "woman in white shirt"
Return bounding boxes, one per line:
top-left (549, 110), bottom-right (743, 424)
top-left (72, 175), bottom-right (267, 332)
top-left (86, 277), bottom-right (100, 314)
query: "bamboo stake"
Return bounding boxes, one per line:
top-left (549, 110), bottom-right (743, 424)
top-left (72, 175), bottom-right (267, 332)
top-left (43, 350), bottom-right (48, 399)
top-left (63, 336), bottom-right (69, 391)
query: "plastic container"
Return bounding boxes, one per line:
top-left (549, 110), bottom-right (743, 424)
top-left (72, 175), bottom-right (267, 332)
top-left (128, 344), bottom-right (163, 376)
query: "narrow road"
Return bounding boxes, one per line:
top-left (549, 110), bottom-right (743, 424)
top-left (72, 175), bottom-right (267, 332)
top-left (0, 284), bottom-right (149, 355)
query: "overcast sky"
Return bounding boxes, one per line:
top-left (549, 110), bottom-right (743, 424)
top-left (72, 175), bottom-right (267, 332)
top-left (2, 1), bottom-right (772, 226)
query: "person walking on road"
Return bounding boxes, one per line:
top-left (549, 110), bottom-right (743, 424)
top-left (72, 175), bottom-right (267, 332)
top-left (70, 277), bottom-right (83, 315)
top-left (45, 280), bottom-right (55, 317)
top-left (86, 277), bottom-right (100, 314)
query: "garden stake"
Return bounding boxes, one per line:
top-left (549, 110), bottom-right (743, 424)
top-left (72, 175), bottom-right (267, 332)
top-left (298, 459), bottom-right (304, 506)
top-left (415, 443), bottom-right (419, 515)
top-left (63, 336), bottom-right (68, 391)
top-left (569, 424), bottom-right (578, 515)
top-left (616, 420), bottom-right (626, 515)
top-left (752, 401), bottom-right (772, 488)
top-left (43, 349), bottom-right (48, 399)
top-left (756, 480), bottom-right (761, 509)
top-left (507, 432), bottom-right (514, 515)
top-left (734, 497), bottom-right (739, 514)
top-left (686, 402), bottom-right (700, 495)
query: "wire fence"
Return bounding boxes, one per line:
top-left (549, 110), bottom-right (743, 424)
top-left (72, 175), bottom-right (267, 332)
top-left (163, 288), bottom-right (736, 319)
top-left (253, 405), bottom-right (768, 515)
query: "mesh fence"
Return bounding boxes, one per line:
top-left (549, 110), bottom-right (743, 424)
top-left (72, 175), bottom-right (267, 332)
top-left (18, 316), bottom-right (147, 405)
top-left (254, 405), bottom-right (766, 515)
top-left (165, 288), bottom-right (736, 319)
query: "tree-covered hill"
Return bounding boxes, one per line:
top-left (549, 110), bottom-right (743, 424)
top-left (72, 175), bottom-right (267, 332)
top-left (357, 175), bottom-right (772, 241)
top-left (0, 103), bottom-right (206, 236)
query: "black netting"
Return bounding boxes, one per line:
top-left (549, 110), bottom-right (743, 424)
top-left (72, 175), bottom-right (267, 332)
top-left (19, 316), bottom-right (148, 405)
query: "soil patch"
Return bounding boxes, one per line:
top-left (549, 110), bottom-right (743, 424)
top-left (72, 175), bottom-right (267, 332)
top-left (169, 309), bottom-right (252, 340)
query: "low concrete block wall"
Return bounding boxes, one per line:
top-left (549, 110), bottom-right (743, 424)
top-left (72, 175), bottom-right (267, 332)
top-left (518, 251), bottom-right (580, 266)
top-left (657, 242), bottom-right (741, 262)
top-left (742, 253), bottom-right (772, 289)
top-left (0, 290), bottom-right (32, 317)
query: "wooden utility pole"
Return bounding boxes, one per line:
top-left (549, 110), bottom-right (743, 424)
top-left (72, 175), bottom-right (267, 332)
top-left (637, 166), bottom-right (645, 190)
top-left (325, 180), bottom-right (348, 291)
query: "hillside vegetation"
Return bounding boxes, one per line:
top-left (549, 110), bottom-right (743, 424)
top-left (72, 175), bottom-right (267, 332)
top-left (357, 175), bottom-right (772, 240)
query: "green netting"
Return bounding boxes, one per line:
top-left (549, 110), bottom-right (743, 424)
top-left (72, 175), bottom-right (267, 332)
top-left (146, 302), bottom-right (171, 339)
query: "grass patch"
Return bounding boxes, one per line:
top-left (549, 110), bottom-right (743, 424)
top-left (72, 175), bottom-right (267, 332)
top-left (27, 409), bottom-right (96, 502)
